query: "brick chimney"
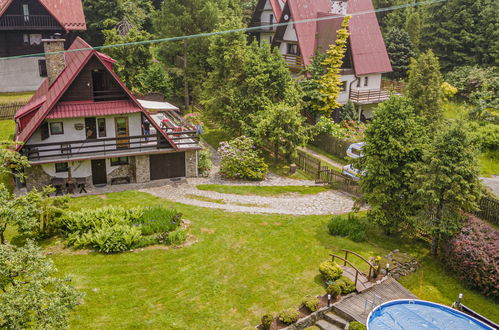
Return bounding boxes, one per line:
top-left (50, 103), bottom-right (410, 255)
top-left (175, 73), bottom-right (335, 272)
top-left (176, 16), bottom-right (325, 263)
top-left (42, 37), bottom-right (66, 85)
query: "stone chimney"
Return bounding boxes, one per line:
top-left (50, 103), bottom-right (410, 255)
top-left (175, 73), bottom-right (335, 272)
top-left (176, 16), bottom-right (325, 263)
top-left (330, 0), bottom-right (347, 15)
top-left (42, 37), bottom-right (66, 85)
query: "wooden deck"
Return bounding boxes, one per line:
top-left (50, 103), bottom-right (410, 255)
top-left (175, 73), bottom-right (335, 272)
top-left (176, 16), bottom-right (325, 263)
top-left (340, 265), bottom-right (373, 292)
top-left (333, 277), bottom-right (417, 325)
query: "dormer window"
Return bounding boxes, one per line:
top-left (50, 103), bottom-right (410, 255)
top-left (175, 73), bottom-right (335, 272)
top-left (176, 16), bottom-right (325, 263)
top-left (287, 44), bottom-right (299, 56)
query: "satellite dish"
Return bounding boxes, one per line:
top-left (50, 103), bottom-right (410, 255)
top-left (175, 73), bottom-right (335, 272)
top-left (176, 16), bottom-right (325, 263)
top-left (284, 14), bottom-right (289, 20)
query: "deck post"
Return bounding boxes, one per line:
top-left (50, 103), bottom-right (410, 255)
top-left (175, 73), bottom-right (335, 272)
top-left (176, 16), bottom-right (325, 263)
top-left (355, 271), bottom-right (358, 286)
top-left (344, 250), bottom-right (348, 266)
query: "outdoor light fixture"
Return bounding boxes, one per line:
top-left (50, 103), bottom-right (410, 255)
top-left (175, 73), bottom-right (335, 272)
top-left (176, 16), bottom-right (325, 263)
top-left (386, 263), bottom-right (390, 275)
top-left (327, 294), bottom-right (331, 307)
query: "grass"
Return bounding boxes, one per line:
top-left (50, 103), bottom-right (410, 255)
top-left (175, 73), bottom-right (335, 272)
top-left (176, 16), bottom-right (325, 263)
top-left (201, 127), bottom-right (229, 150)
top-left (479, 150), bottom-right (499, 177)
top-left (0, 92), bottom-right (33, 104)
top-left (306, 145), bottom-right (348, 167)
top-left (185, 194), bottom-right (226, 204)
top-left (47, 191), bottom-right (499, 329)
top-left (196, 184), bottom-right (329, 196)
top-left (442, 101), bottom-right (471, 120)
top-left (0, 120), bottom-right (16, 191)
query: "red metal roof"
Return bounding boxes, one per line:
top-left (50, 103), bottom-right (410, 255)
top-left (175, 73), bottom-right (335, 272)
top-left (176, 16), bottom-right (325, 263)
top-left (15, 37), bottom-right (179, 151)
top-left (0, 0), bottom-right (86, 31)
top-left (277, 0), bottom-right (391, 75)
top-left (269, 0), bottom-right (286, 21)
top-left (47, 100), bottom-right (141, 119)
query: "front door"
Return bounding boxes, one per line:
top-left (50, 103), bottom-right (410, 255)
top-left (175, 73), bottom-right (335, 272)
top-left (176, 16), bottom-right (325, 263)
top-left (85, 117), bottom-right (97, 140)
top-left (91, 159), bottom-right (107, 185)
top-left (115, 117), bottom-right (129, 149)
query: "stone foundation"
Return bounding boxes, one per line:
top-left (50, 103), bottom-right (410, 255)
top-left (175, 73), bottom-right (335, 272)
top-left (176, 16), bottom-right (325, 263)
top-left (135, 155), bottom-right (150, 183)
top-left (25, 165), bottom-right (53, 191)
top-left (185, 150), bottom-right (198, 178)
top-left (108, 160), bottom-right (136, 183)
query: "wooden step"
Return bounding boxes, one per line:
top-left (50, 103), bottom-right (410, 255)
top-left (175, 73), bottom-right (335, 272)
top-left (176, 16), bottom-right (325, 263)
top-left (315, 319), bottom-right (343, 330)
top-left (340, 265), bottom-right (372, 292)
top-left (324, 312), bottom-right (348, 329)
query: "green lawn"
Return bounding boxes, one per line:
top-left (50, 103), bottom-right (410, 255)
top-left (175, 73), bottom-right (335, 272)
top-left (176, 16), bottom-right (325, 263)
top-left (201, 127), bottom-right (229, 150)
top-left (47, 191), bottom-right (499, 329)
top-left (0, 92), bottom-right (33, 104)
top-left (196, 184), bottom-right (329, 196)
top-left (0, 120), bottom-right (16, 191)
top-left (479, 150), bottom-right (499, 177)
top-left (442, 101), bottom-right (470, 120)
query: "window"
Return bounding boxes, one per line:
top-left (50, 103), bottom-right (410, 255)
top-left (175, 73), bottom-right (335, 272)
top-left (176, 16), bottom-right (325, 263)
top-left (40, 122), bottom-right (49, 140)
top-left (23, 34), bottom-right (29, 45)
top-left (340, 81), bottom-right (347, 92)
top-left (38, 60), bottom-right (47, 77)
top-left (110, 157), bottom-right (129, 166)
top-left (98, 118), bottom-right (106, 137)
top-left (356, 78), bottom-right (361, 88)
top-left (287, 43), bottom-right (299, 55)
top-left (23, 4), bottom-right (29, 21)
top-left (49, 122), bottom-right (64, 135)
top-left (29, 34), bottom-right (42, 46)
top-left (364, 76), bottom-right (369, 87)
top-left (55, 162), bottom-right (69, 173)
top-left (269, 14), bottom-right (274, 30)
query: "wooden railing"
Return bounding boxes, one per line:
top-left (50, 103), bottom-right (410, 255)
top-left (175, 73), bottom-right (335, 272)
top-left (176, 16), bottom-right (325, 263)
top-left (316, 166), bottom-right (360, 196)
top-left (330, 254), bottom-right (365, 288)
top-left (349, 89), bottom-right (393, 104)
top-left (282, 54), bottom-right (304, 72)
top-left (0, 15), bottom-right (59, 29)
top-left (472, 196), bottom-right (499, 224)
top-left (341, 249), bottom-right (377, 279)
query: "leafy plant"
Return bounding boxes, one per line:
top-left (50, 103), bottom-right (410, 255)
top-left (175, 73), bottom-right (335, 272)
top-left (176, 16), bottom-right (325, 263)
top-left (167, 229), bottom-right (187, 246)
top-left (327, 213), bottom-right (368, 242)
top-left (278, 308), bottom-right (300, 324)
top-left (302, 296), bottom-right (320, 312)
top-left (197, 149), bottom-right (212, 176)
top-left (326, 283), bottom-right (342, 298)
top-left (335, 276), bottom-right (356, 294)
top-left (135, 207), bottom-right (181, 235)
top-left (349, 321), bottom-right (367, 330)
top-left (261, 313), bottom-right (274, 330)
top-left (319, 261), bottom-right (343, 282)
top-left (218, 136), bottom-right (268, 181)
top-left (73, 224), bottom-right (142, 253)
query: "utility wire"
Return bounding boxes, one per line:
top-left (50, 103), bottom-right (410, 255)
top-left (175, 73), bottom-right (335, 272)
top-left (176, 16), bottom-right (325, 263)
top-left (0, 0), bottom-right (446, 61)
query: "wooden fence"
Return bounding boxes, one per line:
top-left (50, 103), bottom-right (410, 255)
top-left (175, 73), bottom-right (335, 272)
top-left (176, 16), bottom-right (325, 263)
top-left (473, 196), bottom-right (499, 224)
top-left (296, 150), bottom-right (321, 176)
top-left (0, 101), bottom-right (25, 120)
top-left (311, 133), bottom-right (353, 159)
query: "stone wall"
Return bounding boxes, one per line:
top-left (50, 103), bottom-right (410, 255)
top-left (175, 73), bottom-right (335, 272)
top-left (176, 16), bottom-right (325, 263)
top-left (25, 164), bottom-right (54, 191)
top-left (135, 155), bottom-right (150, 183)
top-left (108, 158), bottom-right (137, 183)
top-left (185, 150), bottom-right (198, 178)
top-left (42, 39), bottom-right (66, 85)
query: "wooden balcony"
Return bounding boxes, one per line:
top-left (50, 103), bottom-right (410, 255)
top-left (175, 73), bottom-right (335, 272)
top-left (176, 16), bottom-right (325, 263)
top-left (349, 89), bottom-right (400, 105)
top-left (282, 54), bottom-right (304, 72)
top-left (23, 130), bottom-right (199, 164)
top-left (0, 15), bottom-right (60, 30)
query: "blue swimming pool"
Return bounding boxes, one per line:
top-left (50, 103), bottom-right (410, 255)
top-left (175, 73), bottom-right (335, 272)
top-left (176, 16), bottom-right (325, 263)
top-left (367, 299), bottom-right (494, 330)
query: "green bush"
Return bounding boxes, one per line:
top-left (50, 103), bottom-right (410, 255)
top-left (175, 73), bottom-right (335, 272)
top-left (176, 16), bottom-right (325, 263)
top-left (319, 261), bottom-right (343, 282)
top-left (73, 224), bottom-right (142, 253)
top-left (349, 321), bottom-right (367, 330)
top-left (326, 283), bottom-right (341, 298)
top-left (335, 276), bottom-right (356, 294)
top-left (218, 136), bottom-right (268, 181)
top-left (467, 121), bottom-right (499, 151)
top-left (167, 229), bottom-right (187, 246)
top-left (198, 149), bottom-right (212, 176)
top-left (327, 213), bottom-right (368, 242)
top-left (302, 296), bottom-right (320, 312)
top-left (135, 207), bottom-right (181, 235)
top-left (261, 313), bottom-right (274, 330)
top-left (278, 308), bottom-right (300, 325)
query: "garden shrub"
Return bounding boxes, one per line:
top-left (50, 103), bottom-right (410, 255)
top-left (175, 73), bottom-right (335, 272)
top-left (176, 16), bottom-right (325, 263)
top-left (327, 213), bottom-right (367, 242)
top-left (349, 321), bottom-right (366, 330)
top-left (302, 296), bottom-right (320, 312)
top-left (218, 136), bottom-right (268, 181)
top-left (261, 313), bottom-right (274, 330)
top-left (441, 216), bottom-right (499, 298)
top-left (326, 283), bottom-right (341, 298)
top-left (445, 66), bottom-right (498, 100)
top-left (198, 149), bottom-right (212, 176)
top-left (135, 207), bottom-right (181, 235)
top-left (278, 308), bottom-right (300, 324)
top-left (335, 276), bottom-right (356, 294)
top-left (167, 229), bottom-right (187, 246)
top-left (467, 121), bottom-right (499, 151)
top-left (73, 224), bottom-right (142, 253)
top-left (319, 261), bottom-right (343, 281)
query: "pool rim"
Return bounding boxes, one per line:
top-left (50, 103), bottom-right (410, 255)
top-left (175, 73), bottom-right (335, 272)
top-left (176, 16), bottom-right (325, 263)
top-left (366, 299), bottom-right (494, 330)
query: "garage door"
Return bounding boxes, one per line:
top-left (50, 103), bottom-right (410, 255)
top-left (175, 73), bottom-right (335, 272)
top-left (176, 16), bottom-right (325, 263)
top-left (150, 152), bottom-right (186, 180)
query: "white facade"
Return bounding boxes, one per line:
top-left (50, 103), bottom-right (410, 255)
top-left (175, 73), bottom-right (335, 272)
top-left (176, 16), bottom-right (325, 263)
top-left (257, 0), bottom-right (280, 45)
top-left (338, 73), bottom-right (383, 104)
top-left (0, 57), bottom-right (45, 92)
top-left (41, 158), bottom-right (123, 179)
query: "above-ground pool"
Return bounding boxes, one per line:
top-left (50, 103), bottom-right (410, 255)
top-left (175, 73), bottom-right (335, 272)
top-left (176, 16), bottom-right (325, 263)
top-left (367, 299), bottom-right (494, 330)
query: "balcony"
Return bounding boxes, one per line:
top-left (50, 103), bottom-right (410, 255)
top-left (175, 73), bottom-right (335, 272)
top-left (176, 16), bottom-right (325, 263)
top-left (249, 21), bottom-right (276, 32)
top-left (0, 15), bottom-right (60, 30)
top-left (349, 89), bottom-right (401, 105)
top-left (282, 54), bottom-right (304, 72)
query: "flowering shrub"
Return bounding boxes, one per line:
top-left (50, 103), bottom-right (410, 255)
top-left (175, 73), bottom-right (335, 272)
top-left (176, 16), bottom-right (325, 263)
top-left (218, 136), bottom-right (268, 181)
top-left (441, 215), bottom-right (498, 298)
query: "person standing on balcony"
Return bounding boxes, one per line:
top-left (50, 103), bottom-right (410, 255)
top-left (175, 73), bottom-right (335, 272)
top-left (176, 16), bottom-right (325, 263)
top-left (142, 119), bottom-right (151, 142)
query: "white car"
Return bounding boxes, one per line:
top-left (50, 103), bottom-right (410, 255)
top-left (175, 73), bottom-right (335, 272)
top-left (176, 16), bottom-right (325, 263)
top-left (341, 164), bottom-right (365, 181)
top-left (346, 142), bottom-right (365, 159)
top-left (342, 142), bottom-right (366, 180)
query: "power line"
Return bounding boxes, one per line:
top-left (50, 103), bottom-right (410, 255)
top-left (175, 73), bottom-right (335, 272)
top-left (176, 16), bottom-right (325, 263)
top-left (0, 0), bottom-right (446, 61)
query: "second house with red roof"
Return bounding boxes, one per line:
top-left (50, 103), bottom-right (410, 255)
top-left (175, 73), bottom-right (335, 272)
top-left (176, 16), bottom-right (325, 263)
top-left (14, 37), bottom-right (200, 191)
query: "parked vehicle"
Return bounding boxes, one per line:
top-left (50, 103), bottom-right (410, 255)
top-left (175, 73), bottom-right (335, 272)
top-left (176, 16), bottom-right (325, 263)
top-left (346, 142), bottom-right (365, 159)
top-left (342, 142), bottom-right (366, 180)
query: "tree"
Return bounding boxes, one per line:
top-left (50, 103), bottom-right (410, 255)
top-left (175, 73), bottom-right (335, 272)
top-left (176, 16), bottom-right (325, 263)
top-left (202, 24), bottom-right (299, 135)
top-left (0, 141), bottom-right (30, 182)
top-left (102, 28), bottom-right (153, 93)
top-left (252, 103), bottom-right (310, 162)
top-left (81, 0), bottom-right (123, 46)
top-left (301, 52), bottom-right (327, 119)
top-left (340, 101), bottom-right (356, 122)
top-left (384, 28), bottom-right (415, 80)
top-left (405, 11), bottom-right (423, 53)
top-left (407, 50), bottom-right (444, 128)
top-left (318, 16), bottom-right (351, 116)
top-left (358, 97), bottom-right (425, 234)
top-left (414, 121), bottom-right (481, 255)
top-left (0, 241), bottom-right (82, 329)
top-left (137, 61), bottom-right (174, 98)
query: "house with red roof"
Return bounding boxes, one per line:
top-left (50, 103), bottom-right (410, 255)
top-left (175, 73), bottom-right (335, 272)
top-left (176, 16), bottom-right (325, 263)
top-left (248, 0), bottom-right (286, 45)
top-left (15, 37), bottom-right (200, 191)
top-left (250, 0), bottom-right (394, 119)
top-left (0, 0), bottom-right (86, 92)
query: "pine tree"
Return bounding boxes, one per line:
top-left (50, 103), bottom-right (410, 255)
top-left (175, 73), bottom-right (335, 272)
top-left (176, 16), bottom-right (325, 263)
top-left (385, 28), bottom-right (415, 80)
top-left (318, 16), bottom-right (351, 116)
top-left (405, 11), bottom-right (422, 53)
top-left (414, 121), bottom-right (481, 255)
top-left (340, 101), bottom-right (356, 122)
top-left (407, 50), bottom-right (444, 128)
